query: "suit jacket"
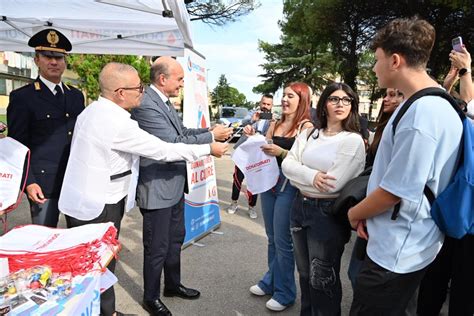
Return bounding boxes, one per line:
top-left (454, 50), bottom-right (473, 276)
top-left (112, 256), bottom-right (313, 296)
top-left (131, 86), bottom-right (212, 209)
top-left (7, 78), bottom-right (84, 198)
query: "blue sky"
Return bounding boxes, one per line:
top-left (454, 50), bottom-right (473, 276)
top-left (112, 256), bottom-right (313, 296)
top-left (190, 1), bottom-right (284, 103)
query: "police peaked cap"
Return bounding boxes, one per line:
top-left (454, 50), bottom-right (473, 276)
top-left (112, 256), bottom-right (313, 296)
top-left (28, 28), bottom-right (72, 57)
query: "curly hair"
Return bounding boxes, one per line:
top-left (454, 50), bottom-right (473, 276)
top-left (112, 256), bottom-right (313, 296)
top-left (371, 17), bottom-right (435, 68)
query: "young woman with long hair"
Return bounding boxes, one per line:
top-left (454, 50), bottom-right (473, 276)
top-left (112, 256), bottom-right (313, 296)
top-left (248, 82), bottom-right (313, 312)
top-left (282, 82), bottom-right (366, 315)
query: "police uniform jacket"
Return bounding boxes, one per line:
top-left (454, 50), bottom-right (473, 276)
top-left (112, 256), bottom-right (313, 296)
top-left (7, 78), bottom-right (85, 198)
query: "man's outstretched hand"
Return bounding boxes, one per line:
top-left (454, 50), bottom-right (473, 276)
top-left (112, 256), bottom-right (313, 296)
top-left (211, 124), bottom-right (233, 141)
top-left (210, 142), bottom-right (229, 158)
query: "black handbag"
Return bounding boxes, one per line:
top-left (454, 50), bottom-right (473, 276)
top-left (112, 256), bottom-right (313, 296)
top-left (331, 167), bottom-right (372, 226)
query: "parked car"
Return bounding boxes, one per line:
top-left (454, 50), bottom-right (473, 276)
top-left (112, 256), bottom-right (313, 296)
top-left (218, 106), bottom-right (251, 139)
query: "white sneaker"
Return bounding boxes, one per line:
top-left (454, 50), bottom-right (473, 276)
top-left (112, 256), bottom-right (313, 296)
top-left (227, 201), bottom-right (238, 214)
top-left (249, 285), bottom-right (266, 296)
top-left (266, 298), bottom-right (287, 312)
top-left (248, 206), bottom-right (257, 219)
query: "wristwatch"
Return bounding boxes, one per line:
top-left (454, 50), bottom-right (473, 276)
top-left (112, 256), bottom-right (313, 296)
top-left (458, 68), bottom-right (472, 77)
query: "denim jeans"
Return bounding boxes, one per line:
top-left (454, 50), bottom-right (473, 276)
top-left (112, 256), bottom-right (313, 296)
top-left (258, 170), bottom-right (297, 306)
top-left (291, 193), bottom-right (350, 316)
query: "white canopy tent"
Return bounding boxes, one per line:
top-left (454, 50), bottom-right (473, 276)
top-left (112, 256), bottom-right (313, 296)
top-left (0, 0), bottom-right (193, 56)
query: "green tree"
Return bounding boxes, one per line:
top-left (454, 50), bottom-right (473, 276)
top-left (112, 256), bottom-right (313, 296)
top-left (253, 38), bottom-right (338, 94)
top-left (256, 0), bottom-right (473, 99)
top-left (357, 50), bottom-right (382, 119)
top-left (67, 55), bottom-right (150, 101)
top-left (211, 74), bottom-right (248, 107)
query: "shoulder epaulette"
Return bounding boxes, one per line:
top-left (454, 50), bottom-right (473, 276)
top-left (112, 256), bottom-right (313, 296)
top-left (12, 82), bottom-right (36, 93)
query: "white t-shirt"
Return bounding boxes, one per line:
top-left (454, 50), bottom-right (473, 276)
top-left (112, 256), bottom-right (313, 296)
top-left (366, 95), bottom-right (462, 273)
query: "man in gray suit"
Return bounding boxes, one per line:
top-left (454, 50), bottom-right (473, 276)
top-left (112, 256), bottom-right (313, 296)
top-left (131, 56), bottom-right (232, 316)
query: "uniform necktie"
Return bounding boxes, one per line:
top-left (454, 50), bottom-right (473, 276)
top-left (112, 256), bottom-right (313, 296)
top-left (166, 100), bottom-right (172, 111)
top-left (55, 85), bottom-right (64, 100)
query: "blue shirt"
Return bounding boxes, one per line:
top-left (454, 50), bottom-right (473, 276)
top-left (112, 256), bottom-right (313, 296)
top-left (366, 95), bottom-right (462, 273)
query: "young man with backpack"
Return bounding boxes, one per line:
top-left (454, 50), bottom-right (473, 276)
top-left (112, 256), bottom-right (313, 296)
top-left (417, 44), bottom-right (474, 316)
top-left (347, 17), bottom-right (463, 315)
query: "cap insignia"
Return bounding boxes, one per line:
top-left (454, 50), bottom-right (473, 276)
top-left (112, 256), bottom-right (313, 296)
top-left (46, 31), bottom-right (59, 47)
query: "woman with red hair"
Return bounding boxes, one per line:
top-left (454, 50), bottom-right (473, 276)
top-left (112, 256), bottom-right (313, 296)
top-left (247, 82), bottom-right (313, 311)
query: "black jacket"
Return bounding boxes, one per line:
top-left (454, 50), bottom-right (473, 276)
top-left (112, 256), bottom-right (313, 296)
top-left (7, 78), bottom-right (85, 198)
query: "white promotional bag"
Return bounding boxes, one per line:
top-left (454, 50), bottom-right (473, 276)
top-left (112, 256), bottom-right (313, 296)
top-left (0, 137), bottom-right (29, 213)
top-left (232, 134), bottom-right (279, 194)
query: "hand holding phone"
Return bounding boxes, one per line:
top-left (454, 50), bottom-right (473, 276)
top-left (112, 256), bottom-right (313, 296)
top-left (452, 36), bottom-right (463, 52)
top-left (259, 111), bottom-right (273, 120)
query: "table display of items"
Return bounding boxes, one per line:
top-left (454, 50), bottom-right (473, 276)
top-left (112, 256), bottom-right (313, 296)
top-left (0, 223), bottom-right (120, 315)
top-left (0, 266), bottom-right (73, 315)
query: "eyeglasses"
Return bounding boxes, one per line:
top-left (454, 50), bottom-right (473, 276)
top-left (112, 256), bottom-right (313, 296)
top-left (114, 84), bottom-right (144, 93)
top-left (327, 96), bottom-right (352, 106)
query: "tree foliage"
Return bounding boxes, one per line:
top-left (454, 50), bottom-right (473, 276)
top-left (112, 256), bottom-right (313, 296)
top-left (255, 0), bottom-right (474, 97)
top-left (211, 74), bottom-right (249, 107)
top-left (67, 55), bottom-right (150, 101)
top-left (186, 0), bottom-right (260, 26)
top-left (253, 38), bottom-right (338, 95)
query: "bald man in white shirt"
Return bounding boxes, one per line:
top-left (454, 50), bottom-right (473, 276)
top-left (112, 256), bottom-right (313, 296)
top-left (59, 62), bottom-right (227, 316)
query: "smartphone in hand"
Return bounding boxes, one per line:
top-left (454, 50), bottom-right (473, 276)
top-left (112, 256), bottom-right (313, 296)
top-left (452, 36), bottom-right (463, 52)
top-left (259, 112), bottom-right (273, 120)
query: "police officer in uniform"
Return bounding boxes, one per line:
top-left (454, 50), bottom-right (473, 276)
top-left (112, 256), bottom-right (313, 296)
top-left (7, 29), bottom-right (85, 227)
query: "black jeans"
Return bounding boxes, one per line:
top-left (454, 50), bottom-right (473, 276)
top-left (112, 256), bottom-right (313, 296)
top-left (65, 197), bottom-right (125, 316)
top-left (231, 166), bottom-right (257, 206)
top-left (291, 194), bottom-right (350, 316)
top-left (417, 235), bottom-right (474, 316)
top-left (350, 256), bottom-right (426, 316)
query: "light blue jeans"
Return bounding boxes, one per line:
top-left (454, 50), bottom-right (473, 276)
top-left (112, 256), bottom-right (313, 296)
top-left (258, 170), bottom-right (297, 306)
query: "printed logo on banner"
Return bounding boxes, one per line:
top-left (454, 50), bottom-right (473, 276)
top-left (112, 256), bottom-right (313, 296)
top-left (0, 172), bottom-right (14, 180)
top-left (187, 56), bottom-right (205, 74)
top-left (181, 49), bottom-right (221, 245)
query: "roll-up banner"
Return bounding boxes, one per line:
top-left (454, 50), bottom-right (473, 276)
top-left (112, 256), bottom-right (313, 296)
top-left (179, 48), bottom-right (221, 246)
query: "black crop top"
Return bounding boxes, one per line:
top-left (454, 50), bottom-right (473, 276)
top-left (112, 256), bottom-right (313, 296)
top-left (273, 135), bottom-right (295, 167)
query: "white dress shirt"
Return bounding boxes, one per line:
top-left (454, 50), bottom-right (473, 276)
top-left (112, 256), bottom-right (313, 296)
top-left (150, 84), bottom-right (171, 110)
top-left (39, 75), bottom-right (63, 94)
top-left (59, 96), bottom-right (210, 220)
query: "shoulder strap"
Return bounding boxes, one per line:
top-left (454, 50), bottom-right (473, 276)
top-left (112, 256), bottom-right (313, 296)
top-left (306, 126), bottom-right (319, 141)
top-left (297, 119), bottom-right (312, 135)
top-left (392, 87), bottom-right (465, 136)
top-left (390, 87), bottom-right (465, 220)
